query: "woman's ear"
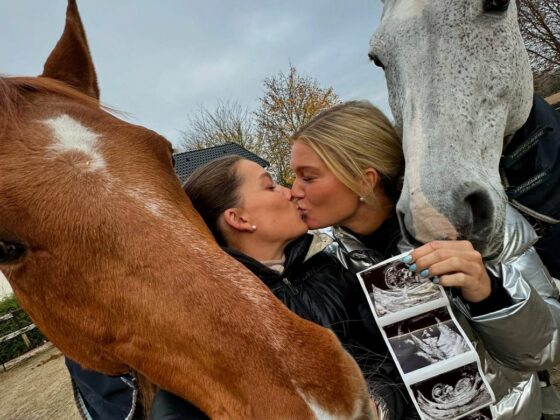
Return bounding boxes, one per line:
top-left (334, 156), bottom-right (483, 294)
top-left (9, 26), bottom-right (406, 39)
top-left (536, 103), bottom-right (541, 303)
top-left (362, 168), bottom-right (380, 194)
top-left (223, 209), bottom-right (253, 232)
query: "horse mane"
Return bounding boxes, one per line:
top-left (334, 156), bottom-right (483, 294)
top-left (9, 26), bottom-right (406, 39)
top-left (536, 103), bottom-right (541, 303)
top-left (0, 76), bottom-right (103, 137)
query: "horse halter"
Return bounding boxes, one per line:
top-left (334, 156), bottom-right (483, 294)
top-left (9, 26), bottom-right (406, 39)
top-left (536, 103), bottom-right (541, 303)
top-left (0, 240), bottom-right (27, 264)
top-left (483, 0), bottom-right (510, 13)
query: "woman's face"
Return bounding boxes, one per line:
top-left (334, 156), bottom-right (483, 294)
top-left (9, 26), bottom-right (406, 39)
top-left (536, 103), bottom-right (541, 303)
top-left (290, 140), bottom-right (360, 230)
top-left (235, 159), bottom-right (308, 242)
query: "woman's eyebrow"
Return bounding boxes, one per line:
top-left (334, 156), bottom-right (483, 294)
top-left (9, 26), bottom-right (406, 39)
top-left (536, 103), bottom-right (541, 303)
top-left (259, 172), bottom-right (274, 182)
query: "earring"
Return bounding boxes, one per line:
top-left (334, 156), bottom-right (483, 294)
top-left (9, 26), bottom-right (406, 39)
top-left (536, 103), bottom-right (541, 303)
top-left (359, 196), bottom-right (365, 203)
top-left (251, 225), bottom-right (257, 232)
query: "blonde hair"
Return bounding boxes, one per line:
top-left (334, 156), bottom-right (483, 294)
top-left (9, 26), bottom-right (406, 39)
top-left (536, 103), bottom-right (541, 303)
top-left (291, 100), bottom-right (403, 204)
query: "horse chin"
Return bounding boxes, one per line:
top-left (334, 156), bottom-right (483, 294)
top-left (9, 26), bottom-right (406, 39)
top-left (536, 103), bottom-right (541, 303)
top-left (397, 206), bottom-right (505, 259)
top-left (468, 224), bottom-right (505, 261)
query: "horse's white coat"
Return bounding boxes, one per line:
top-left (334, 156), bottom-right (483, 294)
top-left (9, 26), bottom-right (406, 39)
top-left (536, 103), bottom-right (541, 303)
top-left (43, 114), bottom-right (106, 171)
top-left (383, 0), bottom-right (428, 20)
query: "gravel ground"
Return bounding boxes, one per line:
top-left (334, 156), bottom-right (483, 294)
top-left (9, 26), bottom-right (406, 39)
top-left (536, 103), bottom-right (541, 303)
top-left (0, 344), bottom-right (79, 420)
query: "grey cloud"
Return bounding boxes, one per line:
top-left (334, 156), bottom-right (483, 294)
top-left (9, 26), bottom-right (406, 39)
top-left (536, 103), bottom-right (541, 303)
top-left (1, 0), bottom-right (389, 147)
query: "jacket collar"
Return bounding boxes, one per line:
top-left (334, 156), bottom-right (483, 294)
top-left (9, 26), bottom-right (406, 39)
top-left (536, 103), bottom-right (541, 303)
top-left (222, 234), bottom-right (315, 279)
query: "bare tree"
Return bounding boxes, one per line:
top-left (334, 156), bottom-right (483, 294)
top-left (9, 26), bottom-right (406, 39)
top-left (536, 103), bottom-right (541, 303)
top-left (517, 0), bottom-right (560, 74)
top-left (180, 100), bottom-right (261, 154)
top-left (254, 66), bottom-right (340, 185)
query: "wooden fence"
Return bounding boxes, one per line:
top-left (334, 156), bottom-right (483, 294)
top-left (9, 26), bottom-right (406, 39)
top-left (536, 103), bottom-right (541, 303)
top-left (0, 309), bottom-right (41, 371)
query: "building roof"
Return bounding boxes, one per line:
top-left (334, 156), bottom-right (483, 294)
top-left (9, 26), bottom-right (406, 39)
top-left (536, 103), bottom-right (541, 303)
top-left (173, 143), bottom-right (269, 182)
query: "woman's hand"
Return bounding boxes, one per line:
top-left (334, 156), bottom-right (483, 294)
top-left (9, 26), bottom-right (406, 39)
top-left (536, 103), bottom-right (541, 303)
top-left (405, 240), bottom-right (491, 303)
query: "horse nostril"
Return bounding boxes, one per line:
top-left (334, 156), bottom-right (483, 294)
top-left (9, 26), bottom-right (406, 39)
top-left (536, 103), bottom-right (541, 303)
top-left (464, 190), bottom-right (494, 237)
top-left (0, 240), bottom-right (27, 264)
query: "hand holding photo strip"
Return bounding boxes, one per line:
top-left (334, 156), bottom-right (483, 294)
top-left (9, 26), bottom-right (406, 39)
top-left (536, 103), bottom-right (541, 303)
top-left (358, 253), bottom-right (495, 420)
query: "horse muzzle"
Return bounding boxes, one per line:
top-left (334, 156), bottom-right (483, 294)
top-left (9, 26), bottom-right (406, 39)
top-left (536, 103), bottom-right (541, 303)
top-left (397, 179), bottom-right (505, 258)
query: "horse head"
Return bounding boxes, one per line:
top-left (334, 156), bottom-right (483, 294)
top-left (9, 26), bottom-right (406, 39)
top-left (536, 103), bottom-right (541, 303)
top-left (370, 0), bottom-right (533, 257)
top-left (0, 1), bottom-right (372, 418)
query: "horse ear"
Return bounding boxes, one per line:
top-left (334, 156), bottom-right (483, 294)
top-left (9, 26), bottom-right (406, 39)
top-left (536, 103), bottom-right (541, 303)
top-left (41, 0), bottom-right (100, 100)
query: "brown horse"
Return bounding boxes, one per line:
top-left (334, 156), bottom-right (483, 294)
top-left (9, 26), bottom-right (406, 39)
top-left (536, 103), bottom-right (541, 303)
top-left (0, 1), bottom-right (372, 418)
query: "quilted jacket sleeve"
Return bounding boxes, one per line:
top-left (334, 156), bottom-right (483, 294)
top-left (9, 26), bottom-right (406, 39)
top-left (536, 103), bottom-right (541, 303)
top-left (453, 205), bottom-right (560, 370)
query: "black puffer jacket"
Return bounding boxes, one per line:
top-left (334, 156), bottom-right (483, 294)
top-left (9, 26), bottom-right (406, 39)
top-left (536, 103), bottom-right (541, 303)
top-left (224, 233), bottom-right (417, 420)
top-left (150, 233), bottom-right (418, 420)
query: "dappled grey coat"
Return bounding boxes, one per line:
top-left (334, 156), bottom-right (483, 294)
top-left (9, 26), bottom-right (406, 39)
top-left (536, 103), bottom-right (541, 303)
top-left (327, 205), bottom-right (560, 420)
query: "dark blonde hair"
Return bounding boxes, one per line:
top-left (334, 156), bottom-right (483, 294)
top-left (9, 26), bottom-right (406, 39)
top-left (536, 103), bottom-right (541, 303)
top-left (183, 155), bottom-right (244, 246)
top-left (291, 100), bottom-right (403, 203)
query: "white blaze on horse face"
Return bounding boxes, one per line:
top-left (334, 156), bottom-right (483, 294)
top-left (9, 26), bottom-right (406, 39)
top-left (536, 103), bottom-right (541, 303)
top-left (43, 114), bottom-right (107, 171)
top-left (406, 114), bottom-right (459, 242)
top-left (296, 387), bottom-right (364, 420)
top-left (126, 187), bottom-right (165, 219)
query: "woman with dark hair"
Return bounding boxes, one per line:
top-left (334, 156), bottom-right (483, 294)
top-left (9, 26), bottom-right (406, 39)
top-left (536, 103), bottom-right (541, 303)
top-left (149, 154), bottom-right (417, 420)
top-left (180, 155), bottom-right (413, 419)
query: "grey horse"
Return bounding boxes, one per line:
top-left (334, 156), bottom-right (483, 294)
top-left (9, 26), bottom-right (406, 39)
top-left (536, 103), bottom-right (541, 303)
top-left (369, 0), bottom-right (533, 258)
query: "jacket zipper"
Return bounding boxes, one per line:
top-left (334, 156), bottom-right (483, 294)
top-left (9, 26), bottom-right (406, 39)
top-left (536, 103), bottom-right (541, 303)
top-left (282, 277), bottom-right (298, 296)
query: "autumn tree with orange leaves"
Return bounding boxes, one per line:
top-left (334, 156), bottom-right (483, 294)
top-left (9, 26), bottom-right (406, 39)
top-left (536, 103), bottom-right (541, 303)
top-left (180, 67), bottom-right (339, 184)
top-left (255, 66), bottom-right (340, 185)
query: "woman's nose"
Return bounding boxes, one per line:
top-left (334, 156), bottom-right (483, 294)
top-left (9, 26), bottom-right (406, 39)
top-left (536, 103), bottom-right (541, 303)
top-left (277, 185), bottom-right (292, 200)
top-left (291, 179), bottom-right (304, 198)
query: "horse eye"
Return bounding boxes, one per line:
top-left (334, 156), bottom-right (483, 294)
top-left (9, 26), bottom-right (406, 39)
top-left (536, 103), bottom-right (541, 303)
top-left (483, 0), bottom-right (510, 12)
top-left (0, 240), bottom-right (27, 264)
top-left (368, 53), bottom-right (385, 69)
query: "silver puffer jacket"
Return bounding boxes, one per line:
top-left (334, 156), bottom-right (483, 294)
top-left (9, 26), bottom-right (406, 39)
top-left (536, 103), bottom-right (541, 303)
top-left (326, 205), bottom-right (560, 420)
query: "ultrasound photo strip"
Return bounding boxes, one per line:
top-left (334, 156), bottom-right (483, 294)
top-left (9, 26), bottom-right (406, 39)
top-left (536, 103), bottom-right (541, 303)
top-left (358, 254), bottom-right (448, 327)
top-left (357, 253), bottom-right (496, 419)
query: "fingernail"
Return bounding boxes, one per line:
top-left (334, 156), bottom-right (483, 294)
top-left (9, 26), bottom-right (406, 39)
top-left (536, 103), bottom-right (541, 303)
top-left (420, 269), bottom-right (430, 278)
top-left (408, 263), bottom-right (417, 272)
top-left (431, 276), bottom-right (441, 285)
top-left (401, 254), bottom-right (413, 264)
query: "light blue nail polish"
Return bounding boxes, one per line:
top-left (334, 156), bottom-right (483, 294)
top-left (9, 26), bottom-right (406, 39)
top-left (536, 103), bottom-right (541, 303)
top-left (420, 269), bottom-right (430, 278)
top-left (432, 276), bottom-right (441, 285)
top-left (408, 263), bottom-right (417, 272)
top-left (401, 254), bottom-right (413, 264)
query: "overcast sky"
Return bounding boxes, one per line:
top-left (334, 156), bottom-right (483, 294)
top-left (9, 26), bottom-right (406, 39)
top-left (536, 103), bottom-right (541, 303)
top-left (0, 1), bottom-right (389, 149)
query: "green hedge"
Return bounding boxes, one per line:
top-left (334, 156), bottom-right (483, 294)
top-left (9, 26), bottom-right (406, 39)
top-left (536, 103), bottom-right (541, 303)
top-left (0, 295), bottom-right (46, 366)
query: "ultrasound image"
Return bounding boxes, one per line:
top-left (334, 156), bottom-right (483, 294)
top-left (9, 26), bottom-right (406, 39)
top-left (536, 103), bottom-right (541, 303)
top-left (411, 363), bottom-right (492, 419)
top-left (361, 261), bottom-right (442, 317)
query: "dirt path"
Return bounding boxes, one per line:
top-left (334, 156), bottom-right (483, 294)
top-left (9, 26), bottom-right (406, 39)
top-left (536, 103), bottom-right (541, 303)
top-left (0, 343), bottom-right (79, 420)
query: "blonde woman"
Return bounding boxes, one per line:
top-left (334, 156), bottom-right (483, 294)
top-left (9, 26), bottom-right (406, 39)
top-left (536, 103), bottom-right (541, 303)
top-left (289, 100), bottom-right (560, 420)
